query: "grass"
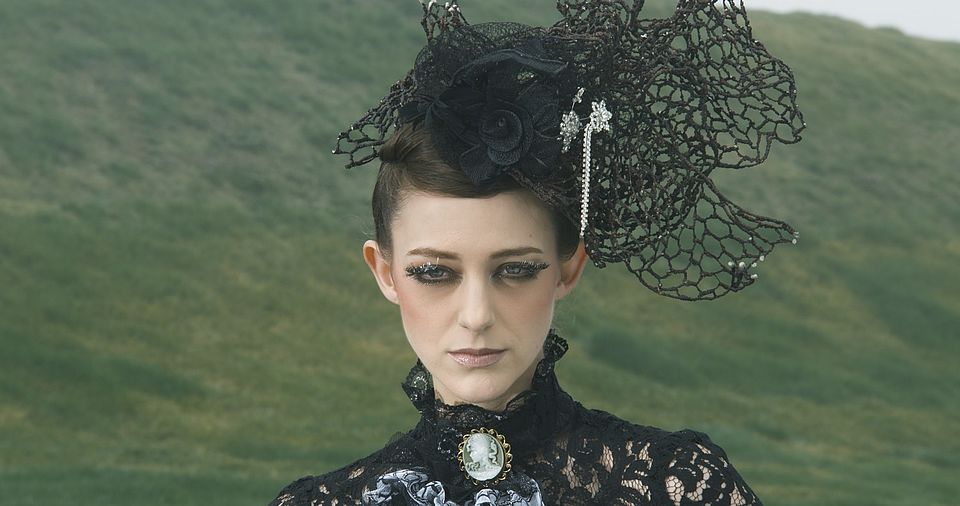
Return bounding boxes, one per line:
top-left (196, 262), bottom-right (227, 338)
top-left (1, 0), bottom-right (958, 504)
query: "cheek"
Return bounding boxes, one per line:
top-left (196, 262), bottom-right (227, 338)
top-left (501, 277), bottom-right (557, 316)
top-left (393, 274), bottom-right (558, 331)
top-left (394, 282), bottom-right (430, 326)
top-left (393, 278), bottom-right (454, 342)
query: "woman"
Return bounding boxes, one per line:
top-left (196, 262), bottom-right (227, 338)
top-left (271, 0), bottom-right (804, 504)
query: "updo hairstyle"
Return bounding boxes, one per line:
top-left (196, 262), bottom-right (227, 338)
top-left (371, 122), bottom-right (580, 262)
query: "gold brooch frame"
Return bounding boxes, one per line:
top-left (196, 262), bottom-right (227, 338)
top-left (457, 427), bottom-right (513, 485)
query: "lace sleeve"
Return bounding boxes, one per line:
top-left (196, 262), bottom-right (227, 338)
top-left (656, 429), bottom-right (762, 506)
top-left (267, 461), bottom-right (378, 506)
top-left (610, 427), bottom-right (762, 505)
top-left (268, 476), bottom-right (320, 506)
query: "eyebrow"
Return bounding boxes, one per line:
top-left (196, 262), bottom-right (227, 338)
top-left (406, 246), bottom-right (543, 260)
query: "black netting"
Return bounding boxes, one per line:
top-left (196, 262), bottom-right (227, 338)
top-left (333, 0), bottom-right (805, 300)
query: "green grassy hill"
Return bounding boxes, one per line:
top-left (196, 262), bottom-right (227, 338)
top-left (1, 1), bottom-right (958, 504)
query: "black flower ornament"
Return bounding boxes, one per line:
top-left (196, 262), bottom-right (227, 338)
top-left (402, 46), bottom-right (568, 188)
top-left (458, 83), bottom-right (561, 186)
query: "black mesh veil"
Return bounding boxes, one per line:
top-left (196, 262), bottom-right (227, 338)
top-left (333, 0), bottom-right (806, 300)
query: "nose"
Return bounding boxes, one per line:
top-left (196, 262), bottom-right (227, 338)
top-left (457, 273), bottom-right (495, 332)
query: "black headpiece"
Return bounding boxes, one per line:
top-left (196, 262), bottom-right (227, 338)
top-left (334, 0), bottom-right (806, 300)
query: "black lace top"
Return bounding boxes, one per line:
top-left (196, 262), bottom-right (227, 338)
top-left (268, 330), bottom-right (761, 505)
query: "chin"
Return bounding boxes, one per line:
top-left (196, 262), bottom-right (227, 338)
top-left (445, 373), bottom-right (514, 407)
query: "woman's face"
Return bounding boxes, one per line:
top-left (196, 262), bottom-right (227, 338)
top-left (363, 190), bottom-right (586, 411)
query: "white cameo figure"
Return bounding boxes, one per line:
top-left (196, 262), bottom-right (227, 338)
top-left (463, 433), bottom-right (504, 481)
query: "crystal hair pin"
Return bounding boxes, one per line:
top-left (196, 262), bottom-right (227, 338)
top-left (559, 87), bottom-right (613, 238)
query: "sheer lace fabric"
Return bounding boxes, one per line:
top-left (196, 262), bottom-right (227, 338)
top-left (269, 331), bottom-right (760, 505)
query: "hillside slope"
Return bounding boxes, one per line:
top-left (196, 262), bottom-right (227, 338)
top-left (1, 1), bottom-right (957, 504)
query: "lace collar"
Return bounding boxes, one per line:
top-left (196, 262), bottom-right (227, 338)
top-left (401, 328), bottom-right (570, 425)
top-left (399, 329), bottom-right (577, 486)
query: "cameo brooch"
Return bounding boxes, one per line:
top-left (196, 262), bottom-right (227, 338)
top-left (457, 428), bottom-right (513, 484)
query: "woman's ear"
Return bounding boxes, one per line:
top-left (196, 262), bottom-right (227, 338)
top-left (556, 238), bottom-right (588, 300)
top-left (363, 240), bottom-right (399, 305)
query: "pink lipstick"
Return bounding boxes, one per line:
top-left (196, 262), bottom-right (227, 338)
top-left (448, 348), bottom-right (505, 368)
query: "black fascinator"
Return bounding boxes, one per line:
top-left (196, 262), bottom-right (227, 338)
top-left (334, 0), bottom-right (806, 301)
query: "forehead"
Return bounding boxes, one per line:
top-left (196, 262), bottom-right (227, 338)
top-left (392, 191), bottom-right (554, 257)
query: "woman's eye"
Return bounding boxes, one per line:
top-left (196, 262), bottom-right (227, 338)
top-left (496, 261), bottom-right (550, 280)
top-left (405, 263), bottom-right (455, 285)
top-left (404, 261), bottom-right (550, 286)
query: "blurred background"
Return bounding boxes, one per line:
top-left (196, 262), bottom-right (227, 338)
top-left (1, 1), bottom-right (957, 504)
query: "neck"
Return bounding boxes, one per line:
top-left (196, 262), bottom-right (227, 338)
top-left (433, 354), bottom-right (542, 412)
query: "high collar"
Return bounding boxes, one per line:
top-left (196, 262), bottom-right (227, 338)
top-left (401, 328), bottom-right (570, 426)
top-left (400, 329), bottom-right (578, 497)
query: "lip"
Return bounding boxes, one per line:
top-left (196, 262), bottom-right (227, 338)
top-left (448, 348), bottom-right (506, 368)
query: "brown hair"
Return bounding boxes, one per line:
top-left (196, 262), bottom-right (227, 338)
top-left (372, 122), bottom-right (580, 261)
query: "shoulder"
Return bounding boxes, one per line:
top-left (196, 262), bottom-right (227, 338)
top-left (268, 475), bottom-right (323, 506)
top-left (647, 427), bottom-right (761, 505)
top-left (267, 433), bottom-right (411, 506)
top-left (268, 462), bottom-right (368, 506)
top-left (577, 407), bottom-right (763, 505)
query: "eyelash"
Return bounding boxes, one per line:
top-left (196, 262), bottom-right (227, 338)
top-left (404, 261), bottom-right (550, 286)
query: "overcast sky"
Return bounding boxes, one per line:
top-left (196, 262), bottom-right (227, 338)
top-left (744, 0), bottom-right (960, 42)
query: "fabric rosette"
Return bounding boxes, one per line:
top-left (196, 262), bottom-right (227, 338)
top-left (362, 468), bottom-right (543, 506)
top-left (399, 40), bottom-right (569, 188)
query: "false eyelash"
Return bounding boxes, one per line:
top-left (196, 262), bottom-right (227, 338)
top-left (405, 262), bottom-right (448, 276)
top-left (501, 261), bottom-right (550, 279)
top-left (403, 260), bottom-right (550, 285)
